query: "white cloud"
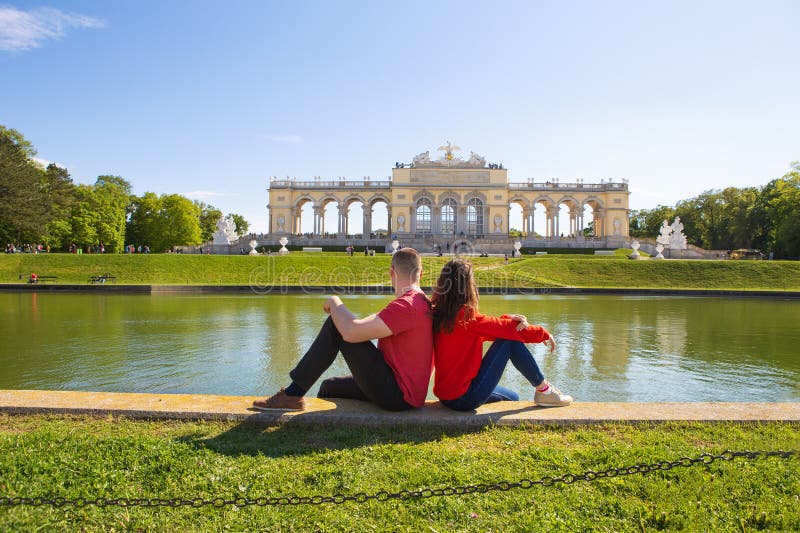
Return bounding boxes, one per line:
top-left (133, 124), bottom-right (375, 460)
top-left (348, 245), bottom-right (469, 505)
top-left (259, 133), bottom-right (303, 144)
top-left (31, 156), bottom-right (53, 168)
top-left (0, 5), bottom-right (105, 52)
top-left (182, 190), bottom-right (238, 201)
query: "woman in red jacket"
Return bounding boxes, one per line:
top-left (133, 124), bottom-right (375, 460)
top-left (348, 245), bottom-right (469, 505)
top-left (431, 258), bottom-right (572, 411)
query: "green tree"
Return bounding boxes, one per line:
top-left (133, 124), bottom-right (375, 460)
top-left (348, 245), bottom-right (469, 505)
top-left (196, 201), bottom-right (222, 242)
top-left (41, 164), bottom-right (77, 249)
top-left (628, 205), bottom-right (675, 239)
top-left (0, 125), bottom-right (36, 158)
top-left (0, 128), bottom-right (49, 243)
top-left (229, 213), bottom-right (249, 237)
top-left (66, 176), bottom-right (131, 252)
top-left (765, 162), bottom-right (800, 259)
top-left (159, 194), bottom-right (202, 251)
top-left (128, 193), bottom-right (203, 252)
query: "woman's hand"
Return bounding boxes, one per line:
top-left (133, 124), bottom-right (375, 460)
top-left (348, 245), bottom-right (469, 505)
top-left (508, 314), bottom-right (529, 331)
top-left (543, 332), bottom-right (557, 353)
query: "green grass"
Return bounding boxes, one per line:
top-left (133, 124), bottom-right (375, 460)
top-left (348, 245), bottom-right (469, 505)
top-left (1, 253), bottom-right (799, 290)
top-left (0, 415), bottom-right (797, 531)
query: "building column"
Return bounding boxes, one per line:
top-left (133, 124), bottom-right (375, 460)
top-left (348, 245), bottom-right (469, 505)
top-left (313, 207), bottom-right (323, 236)
top-left (338, 206), bottom-right (347, 237)
top-left (386, 206), bottom-right (392, 236)
top-left (363, 210), bottom-right (371, 238)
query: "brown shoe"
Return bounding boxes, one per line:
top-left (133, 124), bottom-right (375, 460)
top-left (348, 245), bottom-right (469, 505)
top-left (252, 388), bottom-right (306, 411)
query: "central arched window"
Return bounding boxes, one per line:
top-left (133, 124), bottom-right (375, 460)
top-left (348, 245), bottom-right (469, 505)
top-left (466, 198), bottom-right (484, 235)
top-left (415, 198), bottom-right (432, 233)
top-left (441, 198), bottom-right (456, 234)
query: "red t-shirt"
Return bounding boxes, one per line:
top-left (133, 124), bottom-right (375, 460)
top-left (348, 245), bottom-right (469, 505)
top-left (377, 289), bottom-right (434, 407)
top-left (433, 307), bottom-right (549, 400)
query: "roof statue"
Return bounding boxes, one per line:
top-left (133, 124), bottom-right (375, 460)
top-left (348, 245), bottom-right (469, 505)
top-left (437, 141), bottom-right (461, 161)
top-left (411, 142), bottom-right (486, 168)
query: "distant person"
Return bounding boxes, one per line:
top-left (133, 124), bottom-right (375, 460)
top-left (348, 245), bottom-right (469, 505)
top-left (252, 249), bottom-right (434, 412)
top-left (430, 258), bottom-right (572, 411)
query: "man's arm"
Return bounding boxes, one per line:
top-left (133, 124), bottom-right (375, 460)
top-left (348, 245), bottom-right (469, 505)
top-left (325, 296), bottom-right (393, 343)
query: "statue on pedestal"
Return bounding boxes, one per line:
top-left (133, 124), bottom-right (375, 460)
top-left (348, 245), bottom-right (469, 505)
top-left (213, 215), bottom-right (237, 245)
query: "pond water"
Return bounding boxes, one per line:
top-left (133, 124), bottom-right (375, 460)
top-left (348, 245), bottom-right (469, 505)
top-left (2, 293), bottom-right (798, 402)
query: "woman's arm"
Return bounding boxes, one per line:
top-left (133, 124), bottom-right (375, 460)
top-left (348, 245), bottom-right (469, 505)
top-left (463, 313), bottom-right (550, 344)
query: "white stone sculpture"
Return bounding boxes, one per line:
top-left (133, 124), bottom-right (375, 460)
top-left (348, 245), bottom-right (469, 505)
top-left (396, 214), bottom-right (406, 232)
top-left (467, 151), bottom-right (486, 167)
top-left (277, 215), bottom-right (286, 232)
top-left (494, 215), bottom-right (503, 232)
top-left (656, 220), bottom-right (672, 247)
top-left (654, 243), bottom-right (665, 260)
top-left (628, 240), bottom-right (641, 260)
top-left (669, 216), bottom-right (688, 249)
top-left (278, 237), bottom-right (289, 255)
top-left (514, 241), bottom-right (522, 253)
top-left (248, 239), bottom-right (259, 256)
top-left (213, 215), bottom-right (237, 245)
top-left (391, 240), bottom-right (399, 255)
top-left (412, 151), bottom-right (431, 166)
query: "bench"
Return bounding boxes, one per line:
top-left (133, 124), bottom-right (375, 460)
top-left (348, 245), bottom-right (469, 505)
top-left (22, 275), bottom-right (58, 284)
top-left (302, 247), bottom-right (323, 252)
top-left (594, 250), bottom-right (615, 256)
top-left (89, 274), bottom-right (116, 284)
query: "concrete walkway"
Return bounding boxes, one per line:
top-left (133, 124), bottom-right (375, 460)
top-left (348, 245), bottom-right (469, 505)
top-left (1, 390), bottom-right (798, 427)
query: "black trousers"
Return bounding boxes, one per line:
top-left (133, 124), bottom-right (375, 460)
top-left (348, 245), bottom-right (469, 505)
top-left (289, 316), bottom-right (412, 412)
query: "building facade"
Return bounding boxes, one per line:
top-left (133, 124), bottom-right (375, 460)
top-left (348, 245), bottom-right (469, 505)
top-left (266, 144), bottom-right (630, 250)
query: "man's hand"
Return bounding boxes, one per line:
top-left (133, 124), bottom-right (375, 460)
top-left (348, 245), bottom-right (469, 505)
top-left (508, 314), bottom-right (529, 331)
top-left (323, 295), bottom-right (342, 314)
top-left (543, 332), bottom-right (557, 353)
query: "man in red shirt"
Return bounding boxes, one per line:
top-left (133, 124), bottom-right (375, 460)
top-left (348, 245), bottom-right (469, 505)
top-left (253, 248), bottom-right (433, 411)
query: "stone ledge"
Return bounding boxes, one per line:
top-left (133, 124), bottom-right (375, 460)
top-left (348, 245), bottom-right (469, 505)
top-left (1, 284), bottom-right (799, 298)
top-left (1, 390), bottom-right (798, 427)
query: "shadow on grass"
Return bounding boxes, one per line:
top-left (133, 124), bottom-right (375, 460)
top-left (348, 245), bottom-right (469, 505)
top-left (175, 400), bottom-right (542, 458)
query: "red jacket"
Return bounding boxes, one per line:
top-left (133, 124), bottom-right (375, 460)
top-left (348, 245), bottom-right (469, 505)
top-left (433, 307), bottom-right (549, 400)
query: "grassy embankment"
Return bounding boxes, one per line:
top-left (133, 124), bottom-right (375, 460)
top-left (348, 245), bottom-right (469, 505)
top-left (0, 415), bottom-right (797, 531)
top-left (2, 252), bottom-right (800, 290)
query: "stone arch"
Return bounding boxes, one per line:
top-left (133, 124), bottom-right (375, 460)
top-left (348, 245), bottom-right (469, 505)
top-left (412, 190), bottom-right (435, 203)
top-left (364, 194), bottom-right (391, 238)
top-left (531, 195), bottom-right (556, 210)
top-left (437, 190), bottom-right (461, 204)
top-left (414, 197), bottom-right (433, 233)
top-left (341, 194), bottom-right (366, 208)
top-left (293, 195), bottom-right (316, 210)
top-left (555, 196), bottom-right (582, 238)
top-left (463, 190), bottom-right (487, 203)
top-left (466, 197), bottom-right (485, 235)
top-left (316, 194), bottom-right (340, 209)
top-left (367, 193), bottom-right (391, 207)
top-left (508, 195), bottom-right (530, 210)
top-left (556, 195), bottom-right (581, 209)
top-left (580, 196), bottom-right (604, 238)
top-left (292, 195), bottom-right (316, 234)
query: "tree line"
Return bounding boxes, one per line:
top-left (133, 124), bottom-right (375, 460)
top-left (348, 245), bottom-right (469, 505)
top-left (629, 162), bottom-right (800, 259)
top-left (1, 126), bottom-right (249, 253)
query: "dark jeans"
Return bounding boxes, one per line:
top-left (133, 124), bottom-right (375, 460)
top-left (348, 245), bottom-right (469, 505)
top-left (289, 316), bottom-right (412, 412)
top-left (441, 339), bottom-right (545, 412)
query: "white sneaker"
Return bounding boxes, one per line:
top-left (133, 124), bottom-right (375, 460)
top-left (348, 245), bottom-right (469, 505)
top-left (534, 384), bottom-right (573, 407)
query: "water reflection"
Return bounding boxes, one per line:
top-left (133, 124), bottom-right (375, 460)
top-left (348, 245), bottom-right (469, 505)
top-left (1, 293), bottom-right (798, 402)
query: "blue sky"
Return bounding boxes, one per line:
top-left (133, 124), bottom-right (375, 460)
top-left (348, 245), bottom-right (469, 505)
top-left (1, 0), bottom-right (798, 234)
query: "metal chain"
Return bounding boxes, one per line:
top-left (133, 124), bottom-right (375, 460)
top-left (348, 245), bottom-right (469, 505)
top-left (0, 450), bottom-right (795, 509)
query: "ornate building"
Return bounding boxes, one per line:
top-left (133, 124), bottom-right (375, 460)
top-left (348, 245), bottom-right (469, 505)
top-left (267, 143), bottom-right (630, 250)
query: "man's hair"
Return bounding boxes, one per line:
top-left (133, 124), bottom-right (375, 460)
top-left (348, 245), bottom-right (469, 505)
top-left (391, 248), bottom-right (422, 279)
